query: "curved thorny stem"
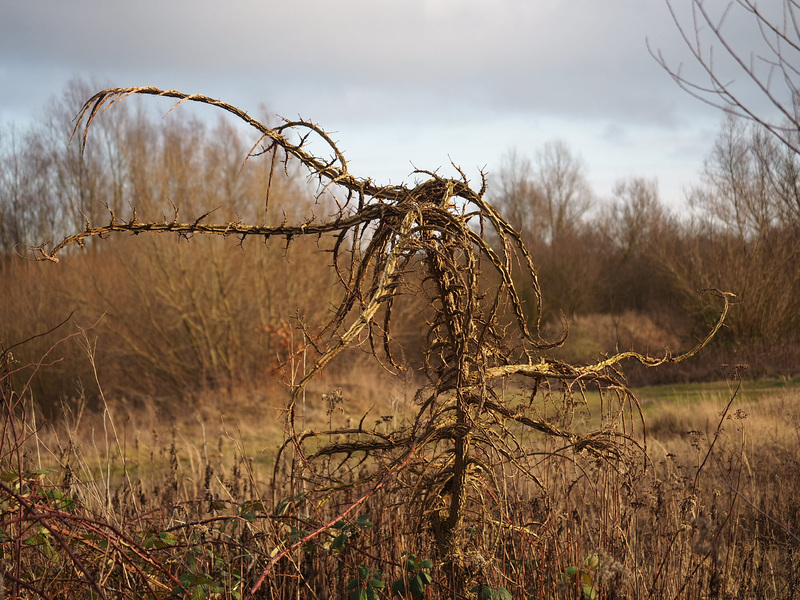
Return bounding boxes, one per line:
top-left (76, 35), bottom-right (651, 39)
top-left (42, 86), bottom-right (733, 594)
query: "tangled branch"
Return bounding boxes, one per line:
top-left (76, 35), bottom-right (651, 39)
top-left (37, 86), bottom-right (733, 594)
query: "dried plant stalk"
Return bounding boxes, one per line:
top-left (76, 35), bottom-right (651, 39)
top-left (38, 86), bottom-right (733, 596)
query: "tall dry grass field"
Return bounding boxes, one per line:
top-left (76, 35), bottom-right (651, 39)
top-left (2, 359), bottom-right (799, 598)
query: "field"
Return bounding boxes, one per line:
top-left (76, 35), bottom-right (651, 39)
top-left (2, 85), bottom-right (800, 600)
top-left (2, 371), bottom-right (799, 600)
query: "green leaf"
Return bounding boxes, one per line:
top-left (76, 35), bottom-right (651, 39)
top-left (191, 587), bottom-right (206, 600)
top-left (420, 560), bottom-right (433, 570)
top-left (194, 574), bottom-right (217, 586)
top-left (0, 471), bottom-right (19, 483)
top-left (497, 588), bottom-right (512, 600)
top-left (369, 579), bottom-right (385, 589)
top-left (356, 514), bottom-right (373, 528)
top-left (420, 571), bottom-right (433, 585)
top-left (582, 585), bottom-right (597, 600)
top-left (160, 531), bottom-right (176, 543)
top-left (332, 533), bottom-right (347, 551)
top-left (275, 493), bottom-right (306, 515)
top-left (346, 578), bottom-right (360, 591)
top-left (565, 566), bottom-right (579, 579)
top-left (471, 584), bottom-right (497, 600)
top-left (392, 579), bottom-right (406, 597)
top-left (275, 498), bottom-right (290, 515)
top-left (409, 575), bottom-right (425, 598)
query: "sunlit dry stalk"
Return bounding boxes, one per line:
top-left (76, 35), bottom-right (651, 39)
top-left (26, 86), bottom-right (734, 596)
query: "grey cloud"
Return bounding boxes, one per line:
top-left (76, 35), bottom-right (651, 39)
top-left (0, 0), bottom-right (775, 205)
top-left (1, 0), bottom-right (694, 122)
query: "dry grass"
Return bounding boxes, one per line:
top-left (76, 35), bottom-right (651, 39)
top-left (3, 370), bottom-right (800, 599)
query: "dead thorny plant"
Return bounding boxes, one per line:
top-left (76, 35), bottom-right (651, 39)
top-left (33, 86), bottom-right (733, 596)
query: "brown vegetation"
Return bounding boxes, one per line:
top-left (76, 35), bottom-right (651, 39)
top-left (3, 350), bottom-right (800, 598)
top-left (0, 70), bottom-right (799, 599)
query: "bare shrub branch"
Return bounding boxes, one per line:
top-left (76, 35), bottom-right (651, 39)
top-left (653, 0), bottom-right (800, 153)
top-left (27, 86), bottom-right (733, 596)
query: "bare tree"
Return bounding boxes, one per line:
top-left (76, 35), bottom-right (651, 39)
top-left (492, 141), bottom-right (592, 247)
top-left (680, 115), bottom-right (800, 345)
top-left (597, 178), bottom-right (680, 315)
top-left (654, 0), bottom-right (800, 153)
top-left (608, 178), bottom-right (665, 258)
top-left (535, 139), bottom-right (593, 246)
top-left (491, 149), bottom-right (544, 237)
top-left (491, 142), bottom-right (597, 317)
top-left (694, 113), bottom-right (781, 238)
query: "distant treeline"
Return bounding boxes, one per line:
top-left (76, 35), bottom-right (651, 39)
top-left (1, 81), bottom-right (798, 412)
top-left (489, 119), bottom-right (800, 381)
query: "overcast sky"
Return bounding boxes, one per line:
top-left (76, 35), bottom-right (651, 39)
top-left (0, 0), bottom-right (778, 208)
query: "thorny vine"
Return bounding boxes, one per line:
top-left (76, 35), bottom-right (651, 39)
top-left (37, 86), bottom-right (733, 595)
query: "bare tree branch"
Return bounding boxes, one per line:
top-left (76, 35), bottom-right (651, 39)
top-left (653, 0), bottom-right (800, 152)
